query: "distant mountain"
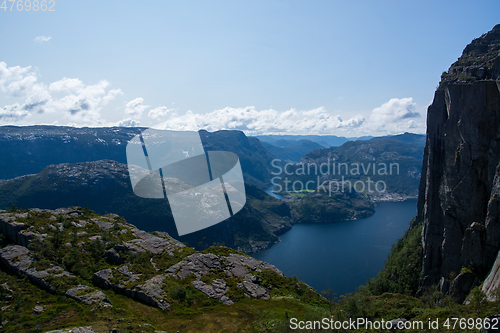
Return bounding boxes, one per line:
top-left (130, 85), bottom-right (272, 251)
top-left (370, 132), bottom-right (426, 145)
top-left (0, 160), bottom-right (291, 253)
top-left (260, 140), bottom-right (325, 162)
top-left (255, 134), bottom-right (373, 147)
top-left (0, 125), bottom-right (141, 180)
top-left (275, 133), bottom-right (426, 199)
top-left (0, 126), bottom-right (278, 188)
top-left (0, 157), bottom-right (380, 251)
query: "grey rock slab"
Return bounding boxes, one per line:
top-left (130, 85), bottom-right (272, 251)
top-left (191, 279), bottom-right (233, 305)
top-left (237, 274), bottom-right (270, 300)
top-left (65, 285), bottom-right (111, 306)
top-left (45, 327), bottom-right (96, 333)
top-left (91, 218), bottom-right (113, 231)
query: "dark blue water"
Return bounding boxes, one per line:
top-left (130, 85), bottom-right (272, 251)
top-left (252, 199), bottom-right (417, 296)
top-left (264, 185), bottom-right (285, 199)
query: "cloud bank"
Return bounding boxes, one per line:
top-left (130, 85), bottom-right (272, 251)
top-left (0, 62), bottom-right (122, 123)
top-left (153, 106), bottom-right (367, 135)
top-left (0, 61), bottom-right (426, 135)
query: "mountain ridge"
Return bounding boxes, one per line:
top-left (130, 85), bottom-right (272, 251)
top-left (0, 126), bottom-right (278, 188)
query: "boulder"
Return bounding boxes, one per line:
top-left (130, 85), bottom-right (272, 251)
top-left (104, 248), bottom-right (125, 265)
top-left (449, 272), bottom-right (479, 303)
top-left (387, 318), bottom-right (408, 331)
top-left (0, 214), bottom-right (29, 244)
top-left (237, 274), bottom-right (269, 300)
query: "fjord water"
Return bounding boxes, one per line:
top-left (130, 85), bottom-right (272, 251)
top-left (252, 199), bottom-right (417, 296)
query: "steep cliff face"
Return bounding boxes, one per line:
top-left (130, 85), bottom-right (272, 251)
top-left (418, 25), bottom-right (500, 301)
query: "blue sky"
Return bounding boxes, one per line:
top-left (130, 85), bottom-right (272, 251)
top-left (0, 0), bottom-right (498, 136)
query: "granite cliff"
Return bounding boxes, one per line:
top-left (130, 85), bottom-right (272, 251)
top-left (417, 24), bottom-right (500, 301)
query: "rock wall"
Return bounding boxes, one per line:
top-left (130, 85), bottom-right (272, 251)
top-left (418, 25), bottom-right (500, 301)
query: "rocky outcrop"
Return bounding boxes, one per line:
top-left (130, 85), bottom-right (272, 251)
top-left (237, 274), bottom-right (269, 300)
top-left (192, 279), bottom-right (234, 305)
top-left (0, 245), bottom-right (70, 293)
top-left (439, 24), bottom-right (500, 87)
top-left (92, 251), bottom-right (283, 310)
top-left (65, 285), bottom-right (111, 306)
top-left (0, 213), bottom-right (36, 246)
top-left (103, 229), bottom-right (185, 264)
top-left (483, 250), bottom-right (500, 301)
top-left (46, 327), bottom-right (97, 333)
top-left (165, 252), bottom-right (282, 304)
top-left (129, 229), bottom-right (185, 255)
top-left (0, 206), bottom-right (292, 314)
top-left (166, 252), bottom-right (282, 280)
top-left (92, 265), bottom-right (170, 310)
top-left (0, 245), bottom-right (111, 307)
top-left (418, 25), bottom-right (500, 301)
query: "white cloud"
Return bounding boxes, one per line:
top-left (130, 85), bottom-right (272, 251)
top-left (153, 106), bottom-right (366, 135)
top-left (340, 115), bottom-right (365, 128)
top-left (115, 118), bottom-right (141, 127)
top-left (148, 106), bottom-right (172, 120)
top-left (0, 103), bottom-right (29, 120)
top-left (103, 89), bottom-right (123, 104)
top-left (370, 97), bottom-right (419, 123)
top-left (0, 62), bottom-right (49, 102)
top-left (0, 62), bottom-right (122, 124)
top-left (125, 98), bottom-right (148, 118)
top-left (362, 97), bottom-right (425, 135)
top-left (49, 78), bottom-right (83, 92)
top-left (34, 36), bottom-right (51, 43)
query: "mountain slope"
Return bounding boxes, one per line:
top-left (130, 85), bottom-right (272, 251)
top-left (0, 207), bottom-right (326, 332)
top-left (0, 160), bottom-right (292, 253)
top-left (199, 130), bottom-right (279, 187)
top-left (275, 132), bottom-right (425, 200)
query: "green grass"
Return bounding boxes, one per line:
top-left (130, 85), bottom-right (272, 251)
top-left (284, 189), bottom-right (315, 197)
top-left (288, 192), bottom-right (306, 197)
